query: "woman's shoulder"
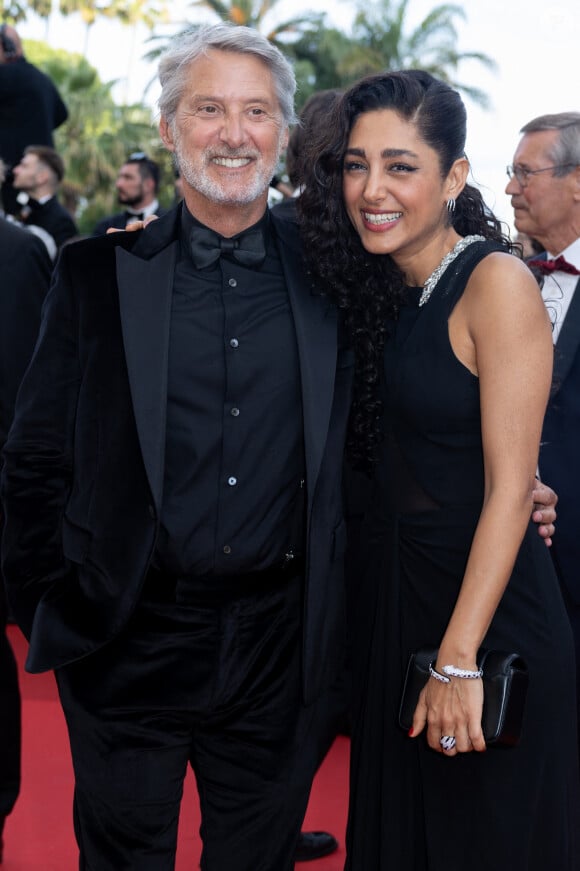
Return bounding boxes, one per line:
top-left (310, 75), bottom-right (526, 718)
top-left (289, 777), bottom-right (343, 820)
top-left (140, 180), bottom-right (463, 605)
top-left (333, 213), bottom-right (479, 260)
top-left (464, 246), bottom-right (547, 328)
top-left (469, 246), bottom-right (540, 292)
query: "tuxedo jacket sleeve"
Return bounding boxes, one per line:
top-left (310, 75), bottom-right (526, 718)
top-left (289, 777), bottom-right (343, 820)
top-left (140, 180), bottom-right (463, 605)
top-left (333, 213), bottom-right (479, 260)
top-left (1, 205), bottom-right (353, 703)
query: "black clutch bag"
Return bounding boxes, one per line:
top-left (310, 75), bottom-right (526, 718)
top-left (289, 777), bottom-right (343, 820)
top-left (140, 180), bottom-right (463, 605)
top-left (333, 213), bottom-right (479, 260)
top-left (398, 647), bottom-right (528, 747)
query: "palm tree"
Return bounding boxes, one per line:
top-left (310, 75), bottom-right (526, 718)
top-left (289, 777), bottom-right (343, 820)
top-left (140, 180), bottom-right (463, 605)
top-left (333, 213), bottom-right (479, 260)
top-left (188, 0), bottom-right (321, 47)
top-left (144, 0), bottom-right (324, 69)
top-left (0, 0), bottom-right (29, 22)
top-left (51, 0), bottom-right (168, 57)
top-left (340, 0), bottom-right (496, 107)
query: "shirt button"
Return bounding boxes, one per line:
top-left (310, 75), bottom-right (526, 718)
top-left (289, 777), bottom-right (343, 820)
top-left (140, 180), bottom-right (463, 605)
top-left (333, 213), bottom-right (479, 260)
top-left (230, 407), bottom-right (240, 417)
top-left (230, 338), bottom-right (239, 348)
top-left (228, 476), bottom-right (237, 486)
top-left (223, 545), bottom-right (231, 554)
top-left (228, 278), bottom-right (237, 288)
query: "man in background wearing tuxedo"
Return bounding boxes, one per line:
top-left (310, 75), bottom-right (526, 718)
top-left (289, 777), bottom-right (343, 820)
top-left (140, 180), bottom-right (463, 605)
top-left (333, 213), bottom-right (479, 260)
top-left (506, 111), bottom-right (580, 750)
top-left (92, 152), bottom-right (168, 235)
top-left (12, 144), bottom-right (78, 257)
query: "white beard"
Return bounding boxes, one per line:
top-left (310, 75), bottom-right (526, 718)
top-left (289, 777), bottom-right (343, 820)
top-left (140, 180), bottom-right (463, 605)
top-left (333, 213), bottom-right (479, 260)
top-left (174, 132), bottom-right (284, 206)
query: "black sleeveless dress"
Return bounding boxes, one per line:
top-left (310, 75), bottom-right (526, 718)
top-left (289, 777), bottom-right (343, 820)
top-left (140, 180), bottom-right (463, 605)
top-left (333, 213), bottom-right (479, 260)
top-left (345, 240), bottom-right (580, 871)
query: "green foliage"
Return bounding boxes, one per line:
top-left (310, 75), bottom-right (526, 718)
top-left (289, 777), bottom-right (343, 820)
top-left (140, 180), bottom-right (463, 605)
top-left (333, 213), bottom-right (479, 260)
top-left (188, 0), bottom-right (322, 45)
top-left (288, 26), bottom-right (357, 109)
top-left (340, 0), bottom-right (497, 107)
top-left (55, 0), bottom-right (169, 28)
top-left (24, 40), bottom-right (175, 234)
top-left (0, 0), bottom-right (28, 22)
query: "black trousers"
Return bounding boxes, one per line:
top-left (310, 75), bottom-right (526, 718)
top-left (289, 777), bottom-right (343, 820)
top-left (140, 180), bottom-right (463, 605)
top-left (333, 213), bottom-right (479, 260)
top-left (56, 568), bottom-right (328, 871)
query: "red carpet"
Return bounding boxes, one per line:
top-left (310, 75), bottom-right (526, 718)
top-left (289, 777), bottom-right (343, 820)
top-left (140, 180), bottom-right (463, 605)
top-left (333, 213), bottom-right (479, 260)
top-left (2, 625), bottom-right (349, 870)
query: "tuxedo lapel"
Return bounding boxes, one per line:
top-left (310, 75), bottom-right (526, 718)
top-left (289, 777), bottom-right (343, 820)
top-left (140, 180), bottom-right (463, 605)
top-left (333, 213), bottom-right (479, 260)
top-left (116, 236), bottom-right (178, 510)
top-left (552, 276), bottom-right (580, 394)
top-left (272, 213), bottom-right (338, 510)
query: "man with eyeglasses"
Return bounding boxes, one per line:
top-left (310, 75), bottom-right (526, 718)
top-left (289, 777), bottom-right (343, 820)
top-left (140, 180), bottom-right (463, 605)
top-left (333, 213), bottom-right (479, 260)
top-left (506, 111), bottom-right (580, 756)
top-left (92, 152), bottom-right (168, 235)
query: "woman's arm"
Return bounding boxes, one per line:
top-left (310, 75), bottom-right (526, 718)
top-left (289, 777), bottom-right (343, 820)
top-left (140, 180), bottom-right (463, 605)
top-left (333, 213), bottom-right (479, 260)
top-left (411, 252), bottom-right (554, 754)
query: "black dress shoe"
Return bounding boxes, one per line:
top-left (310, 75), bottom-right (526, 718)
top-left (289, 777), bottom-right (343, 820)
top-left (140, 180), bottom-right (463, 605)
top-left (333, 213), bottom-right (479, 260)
top-left (294, 830), bottom-right (339, 861)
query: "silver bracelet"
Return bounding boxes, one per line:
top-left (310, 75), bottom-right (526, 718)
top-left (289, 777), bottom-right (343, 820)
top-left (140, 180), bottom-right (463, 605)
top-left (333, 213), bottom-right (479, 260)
top-left (429, 663), bottom-right (451, 684)
top-left (441, 663), bottom-right (483, 679)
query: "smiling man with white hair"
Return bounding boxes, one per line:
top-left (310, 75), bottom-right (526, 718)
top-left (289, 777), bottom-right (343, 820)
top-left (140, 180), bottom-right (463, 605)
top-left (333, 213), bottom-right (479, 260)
top-left (1, 23), bottom-right (350, 870)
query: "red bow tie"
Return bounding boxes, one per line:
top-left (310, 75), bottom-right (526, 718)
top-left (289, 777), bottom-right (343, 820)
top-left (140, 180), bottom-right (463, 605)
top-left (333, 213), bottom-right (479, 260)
top-left (528, 255), bottom-right (580, 276)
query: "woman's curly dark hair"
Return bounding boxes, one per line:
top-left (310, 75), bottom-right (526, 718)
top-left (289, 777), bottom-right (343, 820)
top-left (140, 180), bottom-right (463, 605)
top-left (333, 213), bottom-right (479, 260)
top-left (298, 69), bottom-right (514, 472)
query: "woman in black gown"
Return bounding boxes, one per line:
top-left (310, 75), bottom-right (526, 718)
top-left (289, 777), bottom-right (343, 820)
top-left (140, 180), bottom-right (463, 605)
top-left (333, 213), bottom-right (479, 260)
top-left (299, 71), bottom-right (580, 870)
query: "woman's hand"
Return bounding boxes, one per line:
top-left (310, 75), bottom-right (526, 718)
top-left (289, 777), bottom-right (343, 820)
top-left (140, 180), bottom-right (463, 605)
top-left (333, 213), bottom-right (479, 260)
top-left (106, 215), bottom-right (158, 234)
top-left (531, 479), bottom-right (557, 546)
top-left (410, 673), bottom-right (486, 756)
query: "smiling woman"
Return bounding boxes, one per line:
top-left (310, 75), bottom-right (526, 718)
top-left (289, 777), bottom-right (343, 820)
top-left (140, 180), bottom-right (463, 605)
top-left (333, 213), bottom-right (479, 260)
top-left (341, 110), bottom-right (468, 277)
top-left (298, 68), bottom-right (580, 871)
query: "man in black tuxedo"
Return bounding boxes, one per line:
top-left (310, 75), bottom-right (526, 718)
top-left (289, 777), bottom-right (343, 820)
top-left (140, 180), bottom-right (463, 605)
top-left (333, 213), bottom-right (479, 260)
top-left (0, 24), bottom-right (68, 216)
top-left (0, 215), bottom-right (51, 863)
top-left (1, 24), bottom-right (351, 871)
top-left (506, 111), bottom-right (580, 750)
top-left (12, 144), bottom-right (78, 257)
top-left (92, 153), bottom-right (168, 235)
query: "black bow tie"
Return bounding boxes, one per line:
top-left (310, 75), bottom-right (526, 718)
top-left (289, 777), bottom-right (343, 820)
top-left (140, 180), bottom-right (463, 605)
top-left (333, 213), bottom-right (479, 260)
top-left (125, 211), bottom-right (144, 223)
top-left (528, 255), bottom-right (580, 276)
top-left (189, 225), bottom-right (266, 270)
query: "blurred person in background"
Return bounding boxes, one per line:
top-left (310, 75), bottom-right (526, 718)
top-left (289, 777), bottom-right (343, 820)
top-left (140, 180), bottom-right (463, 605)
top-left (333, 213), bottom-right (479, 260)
top-left (12, 144), bottom-right (79, 258)
top-left (0, 24), bottom-right (68, 217)
top-left (92, 152), bottom-right (168, 234)
top-left (0, 156), bottom-right (52, 865)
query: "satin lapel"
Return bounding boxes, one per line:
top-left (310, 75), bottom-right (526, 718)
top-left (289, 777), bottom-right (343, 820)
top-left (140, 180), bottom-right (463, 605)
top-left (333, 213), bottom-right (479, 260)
top-left (272, 214), bottom-right (338, 509)
top-left (552, 277), bottom-right (580, 394)
top-left (116, 240), bottom-right (178, 510)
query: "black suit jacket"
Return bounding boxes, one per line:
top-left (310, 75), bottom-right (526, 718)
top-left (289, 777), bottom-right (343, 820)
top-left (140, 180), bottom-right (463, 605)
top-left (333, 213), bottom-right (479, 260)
top-left (0, 218), bottom-right (51, 449)
top-left (540, 270), bottom-right (580, 604)
top-left (0, 58), bottom-right (68, 169)
top-left (0, 57), bottom-right (68, 215)
top-left (0, 204), bottom-right (353, 704)
top-left (0, 218), bottom-right (51, 630)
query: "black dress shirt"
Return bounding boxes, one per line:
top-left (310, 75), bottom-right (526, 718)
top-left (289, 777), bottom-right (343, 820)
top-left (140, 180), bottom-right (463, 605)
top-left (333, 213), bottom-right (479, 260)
top-left (154, 205), bottom-right (305, 577)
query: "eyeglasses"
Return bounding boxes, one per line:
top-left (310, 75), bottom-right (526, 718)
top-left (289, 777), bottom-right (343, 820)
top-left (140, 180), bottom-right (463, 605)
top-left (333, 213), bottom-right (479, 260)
top-left (506, 163), bottom-right (577, 187)
top-left (128, 151), bottom-right (148, 161)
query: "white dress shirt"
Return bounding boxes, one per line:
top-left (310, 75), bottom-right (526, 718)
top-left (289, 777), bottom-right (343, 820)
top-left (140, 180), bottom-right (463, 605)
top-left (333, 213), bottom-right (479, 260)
top-left (541, 237), bottom-right (580, 344)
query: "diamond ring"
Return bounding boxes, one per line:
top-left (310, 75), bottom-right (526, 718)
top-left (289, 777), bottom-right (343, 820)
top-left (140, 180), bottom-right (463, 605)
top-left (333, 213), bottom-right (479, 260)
top-left (439, 735), bottom-right (456, 751)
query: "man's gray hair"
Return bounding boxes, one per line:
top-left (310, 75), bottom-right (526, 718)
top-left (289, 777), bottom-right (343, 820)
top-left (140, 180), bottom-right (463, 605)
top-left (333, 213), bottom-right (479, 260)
top-left (521, 112), bottom-right (580, 176)
top-left (158, 23), bottom-right (297, 128)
